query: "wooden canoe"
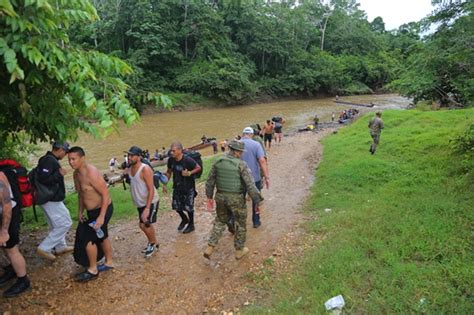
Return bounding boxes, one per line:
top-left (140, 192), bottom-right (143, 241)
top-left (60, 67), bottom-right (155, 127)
top-left (150, 157), bottom-right (169, 168)
top-left (334, 100), bottom-right (375, 107)
top-left (186, 142), bottom-right (213, 151)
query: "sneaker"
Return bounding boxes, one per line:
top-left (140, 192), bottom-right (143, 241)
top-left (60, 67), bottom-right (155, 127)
top-left (235, 247), bottom-right (249, 260)
top-left (3, 278), bottom-right (30, 298)
top-left (203, 245), bottom-right (214, 260)
top-left (182, 224), bottom-right (195, 234)
top-left (144, 244), bottom-right (156, 258)
top-left (141, 243), bottom-right (159, 254)
top-left (37, 248), bottom-right (56, 261)
top-left (177, 219), bottom-right (189, 231)
top-left (55, 245), bottom-right (74, 255)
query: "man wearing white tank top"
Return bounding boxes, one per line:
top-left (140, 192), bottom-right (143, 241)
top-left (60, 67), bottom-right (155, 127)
top-left (125, 146), bottom-right (159, 258)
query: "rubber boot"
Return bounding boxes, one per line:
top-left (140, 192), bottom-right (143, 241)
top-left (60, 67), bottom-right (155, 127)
top-left (235, 247), bottom-right (249, 260)
top-left (182, 212), bottom-right (195, 234)
top-left (177, 211), bottom-right (189, 231)
top-left (203, 245), bottom-right (215, 260)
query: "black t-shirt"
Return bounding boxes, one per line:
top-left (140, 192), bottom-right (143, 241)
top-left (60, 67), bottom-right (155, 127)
top-left (167, 156), bottom-right (198, 191)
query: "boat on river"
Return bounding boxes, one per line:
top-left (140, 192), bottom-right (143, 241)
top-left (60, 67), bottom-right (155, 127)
top-left (334, 100), bottom-right (375, 107)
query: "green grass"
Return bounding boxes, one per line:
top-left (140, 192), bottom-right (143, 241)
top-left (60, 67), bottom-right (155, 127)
top-left (247, 108), bottom-right (474, 314)
top-left (22, 154), bottom-right (221, 230)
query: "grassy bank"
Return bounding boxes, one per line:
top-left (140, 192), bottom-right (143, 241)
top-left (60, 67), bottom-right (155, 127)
top-left (21, 155), bottom-right (220, 230)
top-left (248, 109), bottom-right (473, 313)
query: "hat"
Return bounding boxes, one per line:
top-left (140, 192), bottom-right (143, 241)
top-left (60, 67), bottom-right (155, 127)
top-left (52, 141), bottom-right (70, 152)
top-left (125, 146), bottom-right (143, 156)
top-left (242, 127), bottom-right (254, 134)
top-left (228, 140), bottom-right (245, 152)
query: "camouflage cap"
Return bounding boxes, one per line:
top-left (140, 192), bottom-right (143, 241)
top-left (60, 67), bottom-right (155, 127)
top-left (228, 140), bottom-right (245, 152)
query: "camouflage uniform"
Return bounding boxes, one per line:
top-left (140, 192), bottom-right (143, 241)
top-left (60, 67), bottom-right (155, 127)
top-left (368, 114), bottom-right (384, 153)
top-left (206, 148), bottom-right (263, 250)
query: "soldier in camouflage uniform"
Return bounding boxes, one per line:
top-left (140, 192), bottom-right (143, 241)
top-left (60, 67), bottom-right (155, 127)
top-left (204, 140), bottom-right (264, 260)
top-left (368, 111), bottom-right (384, 154)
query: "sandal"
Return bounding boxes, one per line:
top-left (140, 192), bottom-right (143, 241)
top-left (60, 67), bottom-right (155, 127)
top-left (97, 265), bottom-right (114, 272)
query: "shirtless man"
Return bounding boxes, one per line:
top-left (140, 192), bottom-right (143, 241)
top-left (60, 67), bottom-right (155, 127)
top-left (262, 120), bottom-right (274, 149)
top-left (68, 146), bottom-right (114, 282)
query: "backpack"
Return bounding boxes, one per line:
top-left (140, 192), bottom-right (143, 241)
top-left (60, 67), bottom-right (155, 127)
top-left (0, 159), bottom-right (34, 209)
top-left (29, 155), bottom-right (60, 208)
top-left (184, 151), bottom-right (203, 178)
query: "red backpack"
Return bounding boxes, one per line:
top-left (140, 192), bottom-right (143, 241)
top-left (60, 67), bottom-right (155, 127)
top-left (0, 159), bottom-right (34, 208)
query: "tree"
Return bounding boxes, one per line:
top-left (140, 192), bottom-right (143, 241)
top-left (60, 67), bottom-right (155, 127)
top-left (390, 1), bottom-right (473, 106)
top-left (0, 0), bottom-right (141, 157)
top-left (370, 16), bottom-right (385, 33)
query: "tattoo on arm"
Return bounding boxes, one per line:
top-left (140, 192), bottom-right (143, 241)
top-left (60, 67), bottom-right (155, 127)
top-left (0, 181), bottom-right (12, 205)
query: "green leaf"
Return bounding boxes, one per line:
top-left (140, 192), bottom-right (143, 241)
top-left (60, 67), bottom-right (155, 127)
top-left (0, 0), bottom-right (17, 17)
top-left (99, 119), bottom-right (113, 129)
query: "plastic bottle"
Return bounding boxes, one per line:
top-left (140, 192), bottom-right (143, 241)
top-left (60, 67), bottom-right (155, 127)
top-left (89, 221), bottom-right (104, 239)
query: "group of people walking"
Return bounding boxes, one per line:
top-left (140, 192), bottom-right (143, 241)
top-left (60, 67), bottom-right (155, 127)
top-left (0, 111), bottom-right (383, 298)
top-left (0, 122), bottom-right (273, 297)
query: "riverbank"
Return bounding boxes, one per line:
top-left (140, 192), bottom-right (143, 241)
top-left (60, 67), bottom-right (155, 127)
top-left (246, 108), bottom-right (474, 313)
top-left (141, 91), bottom-right (392, 115)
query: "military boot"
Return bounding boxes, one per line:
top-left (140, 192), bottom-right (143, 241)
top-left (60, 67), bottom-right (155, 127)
top-left (203, 245), bottom-right (215, 259)
top-left (235, 247), bottom-right (249, 260)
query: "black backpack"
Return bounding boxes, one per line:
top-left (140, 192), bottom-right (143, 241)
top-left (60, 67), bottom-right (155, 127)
top-left (184, 151), bottom-right (203, 178)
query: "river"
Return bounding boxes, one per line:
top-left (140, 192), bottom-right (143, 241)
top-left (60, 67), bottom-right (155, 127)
top-left (72, 94), bottom-right (410, 170)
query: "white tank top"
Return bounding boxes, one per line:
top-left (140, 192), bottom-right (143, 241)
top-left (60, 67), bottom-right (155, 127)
top-left (130, 164), bottom-right (159, 208)
top-left (0, 185), bottom-right (16, 213)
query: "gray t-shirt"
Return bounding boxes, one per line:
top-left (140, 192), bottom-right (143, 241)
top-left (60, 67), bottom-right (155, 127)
top-left (241, 138), bottom-right (265, 182)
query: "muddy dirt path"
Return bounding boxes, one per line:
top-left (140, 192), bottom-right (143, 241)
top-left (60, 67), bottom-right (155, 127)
top-left (0, 129), bottom-right (332, 314)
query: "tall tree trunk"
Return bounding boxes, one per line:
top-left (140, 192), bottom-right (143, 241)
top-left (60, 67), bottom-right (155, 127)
top-left (320, 14), bottom-right (330, 51)
top-left (184, 1), bottom-right (189, 59)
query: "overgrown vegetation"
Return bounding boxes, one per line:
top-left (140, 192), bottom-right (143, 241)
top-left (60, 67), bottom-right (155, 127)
top-left (247, 109), bottom-right (474, 313)
top-left (390, 1), bottom-right (474, 107)
top-left (70, 0), bottom-right (425, 106)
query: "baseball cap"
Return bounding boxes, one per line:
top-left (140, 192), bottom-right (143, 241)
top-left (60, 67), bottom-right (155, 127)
top-left (125, 146), bottom-right (143, 156)
top-left (242, 127), bottom-right (254, 134)
top-left (52, 141), bottom-right (70, 152)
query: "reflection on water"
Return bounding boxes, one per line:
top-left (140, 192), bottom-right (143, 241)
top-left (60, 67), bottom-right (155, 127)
top-left (72, 94), bottom-right (410, 170)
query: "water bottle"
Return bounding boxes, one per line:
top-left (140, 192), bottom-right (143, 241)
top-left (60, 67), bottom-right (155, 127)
top-left (89, 221), bottom-right (104, 239)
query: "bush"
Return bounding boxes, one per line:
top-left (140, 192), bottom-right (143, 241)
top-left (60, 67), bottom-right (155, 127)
top-left (451, 123), bottom-right (474, 182)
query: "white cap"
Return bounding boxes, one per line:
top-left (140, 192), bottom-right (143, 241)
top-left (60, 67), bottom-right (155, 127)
top-left (242, 127), bottom-right (254, 134)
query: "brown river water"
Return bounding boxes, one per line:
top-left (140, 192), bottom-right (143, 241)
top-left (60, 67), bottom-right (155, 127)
top-left (70, 94), bottom-right (409, 171)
